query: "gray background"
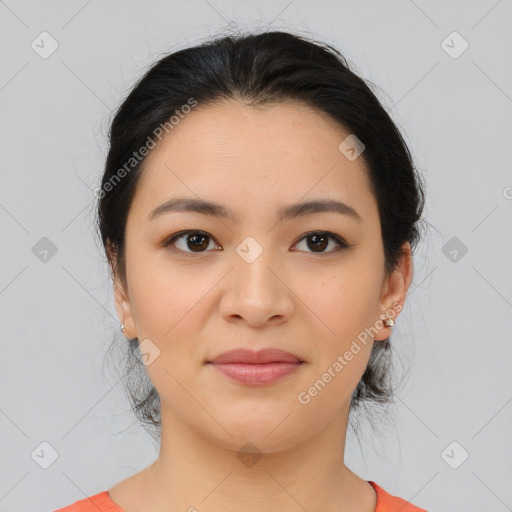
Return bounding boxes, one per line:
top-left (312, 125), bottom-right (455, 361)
top-left (1, 1), bottom-right (511, 511)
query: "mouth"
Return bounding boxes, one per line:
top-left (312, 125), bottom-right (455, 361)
top-left (207, 348), bottom-right (303, 365)
top-left (206, 348), bottom-right (305, 386)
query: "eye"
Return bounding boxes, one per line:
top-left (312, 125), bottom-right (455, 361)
top-left (292, 231), bottom-right (350, 255)
top-left (163, 230), bottom-right (351, 255)
top-left (164, 230), bottom-right (220, 254)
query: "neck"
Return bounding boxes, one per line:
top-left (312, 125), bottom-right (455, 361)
top-left (133, 404), bottom-right (376, 512)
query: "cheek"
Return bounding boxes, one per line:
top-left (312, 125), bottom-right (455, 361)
top-left (125, 256), bottom-right (212, 397)
top-left (299, 264), bottom-right (382, 348)
top-left (296, 276), bottom-right (377, 412)
top-left (126, 245), bottom-right (214, 339)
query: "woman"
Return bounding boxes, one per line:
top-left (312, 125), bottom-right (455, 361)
top-left (56, 29), bottom-right (428, 511)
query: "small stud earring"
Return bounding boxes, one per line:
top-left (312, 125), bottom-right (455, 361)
top-left (120, 304), bottom-right (126, 334)
top-left (383, 318), bottom-right (395, 327)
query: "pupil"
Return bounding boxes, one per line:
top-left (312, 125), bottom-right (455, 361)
top-left (188, 233), bottom-right (208, 252)
top-left (308, 233), bottom-right (327, 252)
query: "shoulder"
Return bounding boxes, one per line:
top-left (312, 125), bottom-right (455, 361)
top-left (369, 481), bottom-right (429, 512)
top-left (54, 482), bottom-right (428, 512)
top-left (53, 491), bottom-right (124, 512)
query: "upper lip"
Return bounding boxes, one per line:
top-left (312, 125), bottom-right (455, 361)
top-left (208, 348), bottom-right (303, 364)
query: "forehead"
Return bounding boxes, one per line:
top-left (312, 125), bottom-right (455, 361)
top-left (129, 100), bottom-right (377, 225)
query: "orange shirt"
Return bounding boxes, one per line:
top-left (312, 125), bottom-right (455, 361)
top-left (53, 481), bottom-right (428, 511)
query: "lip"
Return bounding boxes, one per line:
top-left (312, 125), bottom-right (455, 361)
top-left (208, 348), bottom-right (303, 364)
top-left (206, 348), bottom-right (304, 386)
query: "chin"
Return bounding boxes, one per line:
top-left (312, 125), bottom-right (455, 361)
top-left (202, 416), bottom-right (309, 456)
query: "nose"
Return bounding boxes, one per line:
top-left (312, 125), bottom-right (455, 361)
top-left (218, 246), bottom-right (295, 328)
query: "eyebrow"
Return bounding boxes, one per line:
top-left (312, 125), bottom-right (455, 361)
top-left (147, 197), bottom-right (362, 223)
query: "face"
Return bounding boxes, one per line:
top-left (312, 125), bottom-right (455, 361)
top-left (113, 99), bottom-right (411, 453)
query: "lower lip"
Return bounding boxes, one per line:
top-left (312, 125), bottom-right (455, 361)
top-left (207, 362), bottom-right (303, 385)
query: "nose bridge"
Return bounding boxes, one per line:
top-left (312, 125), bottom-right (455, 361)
top-left (234, 233), bottom-right (282, 294)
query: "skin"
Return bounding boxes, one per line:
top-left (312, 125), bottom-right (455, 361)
top-left (109, 99), bottom-right (413, 512)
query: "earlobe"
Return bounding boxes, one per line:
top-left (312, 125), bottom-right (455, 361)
top-left (113, 277), bottom-right (136, 339)
top-left (374, 242), bottom-right (413, 342)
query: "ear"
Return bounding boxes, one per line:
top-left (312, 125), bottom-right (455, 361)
top-left (373, 241), bottom-right (414, 342)
top-left (113, 274), bottom-right (137, 339)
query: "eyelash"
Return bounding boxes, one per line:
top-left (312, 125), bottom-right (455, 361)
top-left (163, 230), bottom-right (351, 256)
